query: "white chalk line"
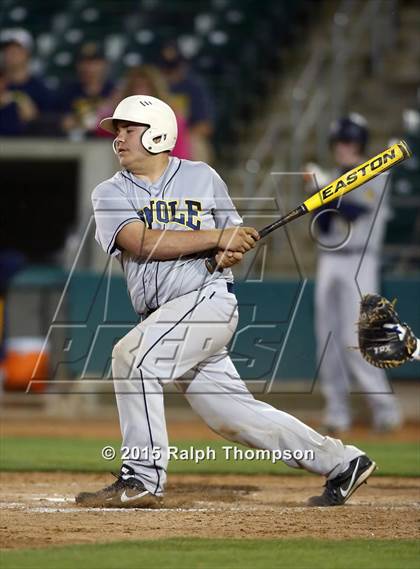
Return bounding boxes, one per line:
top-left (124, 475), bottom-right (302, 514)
top-left (0, 502), bottom-right (258, 514)
top-left (1, 501), bottom-right (419, 515)
top-left (0, 494), bottom-right (260, 513)
top-left (1, 492), bottom-right (419, 514)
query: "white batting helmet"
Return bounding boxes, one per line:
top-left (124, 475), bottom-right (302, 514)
top-left (100, 95), bottom-right (178, 154)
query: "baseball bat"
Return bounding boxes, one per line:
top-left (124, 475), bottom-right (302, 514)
top-left (205, 139), bottom-right (411, 273)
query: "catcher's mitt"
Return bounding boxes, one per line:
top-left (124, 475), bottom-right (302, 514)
top-left (358, 294), bottom-right (418, 368)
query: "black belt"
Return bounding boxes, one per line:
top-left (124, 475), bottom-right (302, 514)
top-left (143, 281), bottom-right (235, 319)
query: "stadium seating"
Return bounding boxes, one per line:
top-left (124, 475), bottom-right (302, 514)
top-left (0, 0), bottom-right (312, 151)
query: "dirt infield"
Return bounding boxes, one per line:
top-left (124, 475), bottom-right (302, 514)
top-left (1, 416), bottom-right (419, 550)
top-left (1, 472), bottom-right (419, 549)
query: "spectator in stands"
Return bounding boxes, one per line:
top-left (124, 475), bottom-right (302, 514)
top-left (96, 65), bottom-right (191, 159)
top-left (157, 41), bottom-right (214, 162)
top-left (0, 67), bottom-right (38, 135)
top-left (0, 28), bottom-right (53, 134)
top-left (59, 42), bottom-right (114, 139)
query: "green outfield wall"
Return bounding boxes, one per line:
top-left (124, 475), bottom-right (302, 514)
top-left (60, 273), bottom-right (420, 381)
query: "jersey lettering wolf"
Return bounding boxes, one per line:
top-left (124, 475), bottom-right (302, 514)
top-left (92, 157), bottom-right (242, 315)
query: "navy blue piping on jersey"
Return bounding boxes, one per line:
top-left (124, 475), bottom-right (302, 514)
top-left (121, 169), bottom-right (153, 311)
top-left (142, 266), bottom-right (153, 313)
top-left (123, 159), bottom-right (182, 313)
top-left (121, 171), bottom-right (151, 195)
top-left (155, 261), bottom-right (160, 308)
top-left (162, 159), bottom-right (182, 200)
top-left (153, 159), bottom-right (183, 309)
top-left (136, 293), bottom-right (206, 494)
top-left (107, 217), bottom-right (140, 255)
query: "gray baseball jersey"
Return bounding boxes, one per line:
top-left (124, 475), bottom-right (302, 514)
top-left (92, 157), bottom-right (242, 315)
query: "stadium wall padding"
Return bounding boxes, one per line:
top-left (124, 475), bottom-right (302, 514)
top-left (61, 273), bottom-right (420, 380)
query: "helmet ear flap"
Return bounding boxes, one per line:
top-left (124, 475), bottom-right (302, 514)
top-left (140, 128), bottom-right (153, 153)
top-left (141, 126), bottom-right (174, 154)
top-left (111, 128), bottom-right (164, 156)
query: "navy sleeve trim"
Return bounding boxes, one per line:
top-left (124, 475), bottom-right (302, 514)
top-left (106, 217), bottom-right (142, 255)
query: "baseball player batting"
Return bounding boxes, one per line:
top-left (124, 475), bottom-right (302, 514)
top-left (76, 95), bottom-right (376, 508)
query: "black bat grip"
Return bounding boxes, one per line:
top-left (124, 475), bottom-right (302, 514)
top-left (204, 205), bottom-right (307, 274)
top-left (205, 256), bottom-right (219, 274)
top-left (258, 205), bottom-right (307, 238)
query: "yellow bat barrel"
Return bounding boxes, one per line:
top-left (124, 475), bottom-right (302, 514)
top-left (303, 140), bottom-right (412, 212)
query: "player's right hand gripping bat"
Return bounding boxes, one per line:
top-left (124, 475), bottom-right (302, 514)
top-left (205, 140), bottom-right (411, 273)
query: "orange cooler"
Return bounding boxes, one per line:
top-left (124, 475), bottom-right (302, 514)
top-left (4, 337), bottom-right (49, 393)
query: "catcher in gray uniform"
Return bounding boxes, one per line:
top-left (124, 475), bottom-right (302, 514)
top-left (76, 95), bottom-right (376, 508)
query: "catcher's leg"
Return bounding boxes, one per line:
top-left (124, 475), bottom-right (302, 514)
top-left (183, 349), bottom-right (362, 479)
top-left (315, 256), bottom-right (352, 431)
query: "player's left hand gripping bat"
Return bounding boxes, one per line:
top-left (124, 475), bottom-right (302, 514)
top-left (205, 140), bottom-right (412, 273)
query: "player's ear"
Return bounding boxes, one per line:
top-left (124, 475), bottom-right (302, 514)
top-left (112, 138), bottom-right (118, 155)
